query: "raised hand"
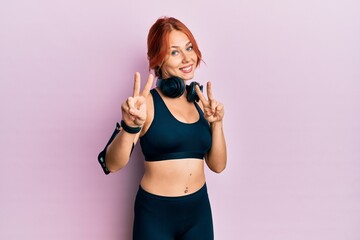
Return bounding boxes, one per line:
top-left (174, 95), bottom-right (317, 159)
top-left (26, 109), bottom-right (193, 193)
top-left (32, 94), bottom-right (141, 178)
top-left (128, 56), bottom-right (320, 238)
top-left (195, 82), bottom-right (224, 123)
top-left (121, 72), bottom-right (154, 127)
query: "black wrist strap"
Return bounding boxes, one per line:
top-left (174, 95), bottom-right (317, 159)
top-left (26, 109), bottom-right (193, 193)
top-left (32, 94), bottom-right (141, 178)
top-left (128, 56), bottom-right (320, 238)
top-left (121, 120), bottom-right (141, 134)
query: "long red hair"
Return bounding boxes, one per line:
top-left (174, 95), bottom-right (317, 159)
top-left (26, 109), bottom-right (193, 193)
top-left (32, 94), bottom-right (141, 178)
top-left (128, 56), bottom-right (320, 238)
top-left (147, 17), bottom-right (202, 77)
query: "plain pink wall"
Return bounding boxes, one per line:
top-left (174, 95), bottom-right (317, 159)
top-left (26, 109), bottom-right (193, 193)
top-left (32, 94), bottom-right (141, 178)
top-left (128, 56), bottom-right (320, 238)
top-left (1, 0), bottom-right (359, 239)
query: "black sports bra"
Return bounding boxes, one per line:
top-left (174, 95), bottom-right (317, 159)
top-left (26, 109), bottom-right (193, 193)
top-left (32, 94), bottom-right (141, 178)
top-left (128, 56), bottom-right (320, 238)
top-left (140, 89), bottom-right (212, 161)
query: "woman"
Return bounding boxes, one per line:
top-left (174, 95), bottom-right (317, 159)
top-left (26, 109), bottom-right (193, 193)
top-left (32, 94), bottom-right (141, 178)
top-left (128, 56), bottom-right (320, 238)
top-left (98, 16), bottom-right (227, 240)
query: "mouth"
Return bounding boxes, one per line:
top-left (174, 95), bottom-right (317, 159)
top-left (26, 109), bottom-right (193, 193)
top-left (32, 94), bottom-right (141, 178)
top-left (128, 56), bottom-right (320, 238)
top-left (179, 64), bottom-right (193, 73)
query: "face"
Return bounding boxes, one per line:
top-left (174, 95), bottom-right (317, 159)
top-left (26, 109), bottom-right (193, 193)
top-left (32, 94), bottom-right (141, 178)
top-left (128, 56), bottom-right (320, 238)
top-left (160, 30), bottom-right (198, 80)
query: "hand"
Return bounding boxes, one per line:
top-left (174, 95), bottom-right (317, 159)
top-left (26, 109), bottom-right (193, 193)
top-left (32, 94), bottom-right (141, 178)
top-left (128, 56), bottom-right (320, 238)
top-left (195, 81), bottom-right (224, 123)
top-left (121, 72), bottom-right (154, 127)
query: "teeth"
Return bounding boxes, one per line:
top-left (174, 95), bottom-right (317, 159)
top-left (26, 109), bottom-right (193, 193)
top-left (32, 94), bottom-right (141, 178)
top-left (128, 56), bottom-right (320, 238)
top-left (181, 66), bottom-right (192, 71)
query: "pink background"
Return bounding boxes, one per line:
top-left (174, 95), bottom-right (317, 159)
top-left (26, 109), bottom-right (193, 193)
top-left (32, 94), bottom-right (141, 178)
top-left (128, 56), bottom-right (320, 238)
top-left (1, 0), bottom-right (359, 239)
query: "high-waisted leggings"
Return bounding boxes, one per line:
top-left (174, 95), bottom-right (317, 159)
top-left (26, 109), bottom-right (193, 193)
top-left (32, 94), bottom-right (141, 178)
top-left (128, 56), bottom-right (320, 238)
top-left (133, 183), bottom-right (214, 240)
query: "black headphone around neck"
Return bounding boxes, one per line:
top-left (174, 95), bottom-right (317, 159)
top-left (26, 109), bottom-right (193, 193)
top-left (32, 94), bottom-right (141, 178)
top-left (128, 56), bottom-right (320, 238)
top-left (156, 76), bottom-right (203, 102)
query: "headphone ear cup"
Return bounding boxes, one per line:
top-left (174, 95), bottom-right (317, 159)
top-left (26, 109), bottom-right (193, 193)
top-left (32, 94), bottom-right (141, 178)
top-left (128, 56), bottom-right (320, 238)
top-left (157, 77), bottom-right (185, 98)
top-left (186, 82), bottom-right (203, 102)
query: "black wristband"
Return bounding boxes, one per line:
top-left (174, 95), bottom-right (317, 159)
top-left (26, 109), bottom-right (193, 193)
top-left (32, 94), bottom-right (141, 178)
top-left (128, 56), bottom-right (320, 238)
top-left (121, 120), bottom-right (141, 134)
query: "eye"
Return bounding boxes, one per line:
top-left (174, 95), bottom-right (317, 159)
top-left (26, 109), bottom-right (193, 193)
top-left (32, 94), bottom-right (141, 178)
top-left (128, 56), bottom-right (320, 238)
top-left (171, 50), bottom-right (179, 56)
top-left (187, 46), bottom-right (193, 51)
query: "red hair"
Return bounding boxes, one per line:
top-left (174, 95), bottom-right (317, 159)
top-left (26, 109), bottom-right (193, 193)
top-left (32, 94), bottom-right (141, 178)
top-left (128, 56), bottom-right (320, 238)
top-left (147, 17), bottom-right (202, 77)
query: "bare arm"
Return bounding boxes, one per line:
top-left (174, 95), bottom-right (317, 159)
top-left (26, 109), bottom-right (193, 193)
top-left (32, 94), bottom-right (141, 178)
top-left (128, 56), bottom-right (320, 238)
top-left (196, 82), bottom-right (227, 173)
top-left (206, 121), bottom-right (227, 173)
top-left (105, 128), bottom-right (140, 172)
top-left (105, 72), bottom-right (153, 173)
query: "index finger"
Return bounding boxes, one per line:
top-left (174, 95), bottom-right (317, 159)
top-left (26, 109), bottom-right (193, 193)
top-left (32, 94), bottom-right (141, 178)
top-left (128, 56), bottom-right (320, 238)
top-left (133, 72), bottom-right (141, 97)
top-left (207, 81), bottom-right (214, 100)
top-left (195, 84), bottom-right (208, 105)
top-left (141, 74), bottom-right (154, 97)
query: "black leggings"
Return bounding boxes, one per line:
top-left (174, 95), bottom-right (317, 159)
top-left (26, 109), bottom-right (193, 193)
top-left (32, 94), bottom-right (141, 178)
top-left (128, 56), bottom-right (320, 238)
top-left (133, 184), bottom-right (214, 240)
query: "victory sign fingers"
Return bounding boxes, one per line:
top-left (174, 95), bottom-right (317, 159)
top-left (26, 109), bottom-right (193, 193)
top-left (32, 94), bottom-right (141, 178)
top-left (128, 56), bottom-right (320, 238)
top-left (122, 72), bottom-right (154, 126)
top-left (195, 81), bottom-right (224, 123)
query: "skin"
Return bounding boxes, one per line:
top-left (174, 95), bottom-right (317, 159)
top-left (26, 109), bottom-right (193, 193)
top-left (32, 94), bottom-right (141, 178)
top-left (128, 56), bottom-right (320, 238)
top-left (106, 30), bottom-right (227, 196)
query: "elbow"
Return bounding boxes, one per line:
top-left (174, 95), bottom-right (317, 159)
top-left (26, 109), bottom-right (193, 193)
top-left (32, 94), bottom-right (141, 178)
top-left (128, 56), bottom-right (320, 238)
top-left (107, 165), bottom-right (118, 173)
top-left (209, 161), bottom-right (226, 174)
top-left (212, 165), bottom-right (226, 174)
top-left (206, 155), bottom-right (227, 174)
top-left (104, 145), bottom-right (132, 173)
top-left (106, 156), bottom-right (129, 173)
top-left (107, 161), bottom-right (127, 173)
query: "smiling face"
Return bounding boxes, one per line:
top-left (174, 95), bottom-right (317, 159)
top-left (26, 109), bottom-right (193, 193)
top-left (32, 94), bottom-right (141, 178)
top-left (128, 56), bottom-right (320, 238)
top-left (160, 30), bottom-right (198, 81)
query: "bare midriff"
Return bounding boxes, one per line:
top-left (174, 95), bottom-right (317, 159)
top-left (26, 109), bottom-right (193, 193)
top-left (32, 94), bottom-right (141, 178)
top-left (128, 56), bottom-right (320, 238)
top-left (140, 158), bottom-right (205, 197)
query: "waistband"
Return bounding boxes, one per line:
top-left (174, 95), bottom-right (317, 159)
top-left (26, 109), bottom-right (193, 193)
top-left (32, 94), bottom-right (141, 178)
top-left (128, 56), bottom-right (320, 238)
top-left (138, 183), bottom-right (208, 202)
top-left (144, 152), bottom-right (205, 161)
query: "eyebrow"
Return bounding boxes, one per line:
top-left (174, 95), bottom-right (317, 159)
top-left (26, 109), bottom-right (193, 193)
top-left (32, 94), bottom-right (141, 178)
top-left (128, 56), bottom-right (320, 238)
top-left (170, 41), bottom-right (192, 49)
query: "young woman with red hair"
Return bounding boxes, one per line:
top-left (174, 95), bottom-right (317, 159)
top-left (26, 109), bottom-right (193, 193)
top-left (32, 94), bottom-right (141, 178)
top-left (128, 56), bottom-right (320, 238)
top-left (98, 16), bottom-right (227, 240)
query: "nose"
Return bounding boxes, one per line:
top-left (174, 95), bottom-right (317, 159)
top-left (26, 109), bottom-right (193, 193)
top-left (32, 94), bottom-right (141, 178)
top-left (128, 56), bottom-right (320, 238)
top-left (181, 51), bottom-right (190, 63)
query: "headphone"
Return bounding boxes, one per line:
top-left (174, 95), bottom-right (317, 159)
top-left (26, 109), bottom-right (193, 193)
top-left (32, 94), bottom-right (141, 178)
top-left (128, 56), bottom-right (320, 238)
top-left (156, 76), bottom-right (203, 102)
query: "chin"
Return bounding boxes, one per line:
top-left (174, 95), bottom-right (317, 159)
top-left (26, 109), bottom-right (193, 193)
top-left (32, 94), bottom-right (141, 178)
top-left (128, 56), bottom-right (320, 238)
top-left (183, 76), bottom-right (194, 81)
top-left (180, 72), bottom-right (195, 81)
